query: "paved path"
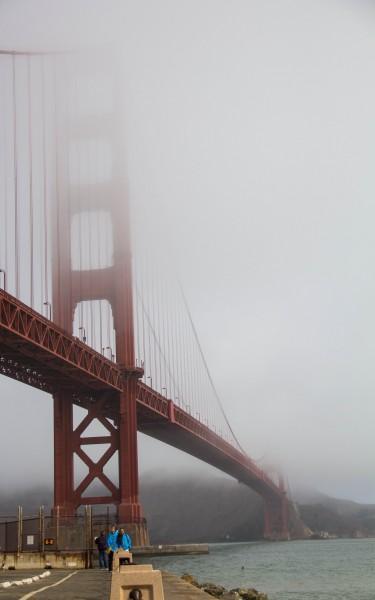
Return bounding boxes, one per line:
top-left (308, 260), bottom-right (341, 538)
top-left (0, 570), bottom-right (111, 599)
top-left (0, 569), bottom-right (208, 600)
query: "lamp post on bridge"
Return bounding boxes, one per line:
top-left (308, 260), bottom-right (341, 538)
top-left (105, 346), bottom-right (114, 360)
top-left (43, 301), bottom-right (52, 320)
top-left (0, 269), bottom-right (6, 291)
top-left (78, 326), bottom-right (87, 343)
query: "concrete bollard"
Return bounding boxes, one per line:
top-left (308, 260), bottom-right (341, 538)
top-left (113, 550), bottom-right (133, 572)
top-left (110, 564), bottom-right (164, 600)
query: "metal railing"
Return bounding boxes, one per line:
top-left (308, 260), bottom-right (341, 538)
top-left (0, 506), bottom-right (146, 556)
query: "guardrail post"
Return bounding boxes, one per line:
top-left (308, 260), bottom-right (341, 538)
top-left (56, 505), bottom-right (60, 551)
top-left (84, 505), bottom-right (93, 569)
top-left (39, 505), bottom-right (45, 554)
top-left (17, 505), bottom-right (23, 555)
top-left (168, 400), bottom-right (175, 423)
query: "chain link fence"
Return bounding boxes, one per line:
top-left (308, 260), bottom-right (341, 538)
top-left (0, 507), bottom-right (131, 554)
top-left (0, 507), bottom-right (147, 556)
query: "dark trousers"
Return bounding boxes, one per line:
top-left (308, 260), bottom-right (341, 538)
top-left (99, 550), bottom-right (108, 569)
top-left (108, 550), bottom-right (114, 571)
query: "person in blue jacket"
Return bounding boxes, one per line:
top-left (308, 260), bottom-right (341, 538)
top-left (117, 527), bottom-right (132, 551)
top-left (106, 524), bottom-right (118, 571)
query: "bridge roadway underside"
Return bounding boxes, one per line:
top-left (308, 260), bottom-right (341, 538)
top-left (0, 289), bottom-right (286, 529)
top-left (137, 416), bottom-right (272, 497)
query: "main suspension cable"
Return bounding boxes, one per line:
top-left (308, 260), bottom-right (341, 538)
top-left (178, 281), bottom-right (247, 455)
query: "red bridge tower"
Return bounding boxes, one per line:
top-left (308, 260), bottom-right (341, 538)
top-left (51, 57), bottom-right (148, 543)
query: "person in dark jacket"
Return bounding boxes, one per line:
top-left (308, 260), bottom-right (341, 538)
top-left (95, 531), bottom-right (108, 569)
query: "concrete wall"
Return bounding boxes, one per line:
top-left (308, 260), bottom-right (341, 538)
top-left (0, 544), bottom-right (208, 570)
top-left (0, 551), bottom-right (87, 570)
top-left (133, 544), bottom-right (209, 556)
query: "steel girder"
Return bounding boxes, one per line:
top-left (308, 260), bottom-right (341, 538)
top-left (0, 289), bottom-right (122, 392)
top-left (0, 289), bottom-right (286, 514)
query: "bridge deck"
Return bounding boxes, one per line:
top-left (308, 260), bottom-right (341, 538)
top-left (0, 289), bottom-right (283, 502)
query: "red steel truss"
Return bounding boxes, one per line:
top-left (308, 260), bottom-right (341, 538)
top-left (0, 288), bottom-right (288, 539)
top-left (0, 48), bottom-right (289, 543)
top-left (53, 390), bottom-right (122, 513)
top-left (0, 290), bottom-right (123, 393)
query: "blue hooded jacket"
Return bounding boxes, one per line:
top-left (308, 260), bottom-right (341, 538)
top-left (106, 529), bottom-right (119, 552)
top-left (117, 532), bottom-right (132, 550)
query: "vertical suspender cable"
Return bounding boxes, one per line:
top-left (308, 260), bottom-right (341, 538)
top-left (97, 210), bottom-right (103, 354)
top-left (82, 64), bottom-right (93, 349)
top-left (41, 56), bottom-right (49, 311)
top-left (174, 286), bottom-right (184, 408)
top-left (178, 295), bottom-right (190, 411)
top-left (170, 283), bottom-right (178, 405)
top-left (12, 55), bottom-right (19, 298)
top-left (88, 147), bottom-right (93, 348)
top-left (65, 56), bottom-right (73, 337)
top-left (151, 263), bottom-right (158, 389)
top-left (178, 281), bottom-right (246, 453)
top-left (106, 206), bottom-right (111, 354)
top-left (190, 315), bottom-right (197, 415)
top-left (53, 55), bottom-right (62, 324)
top-left (160, 268), bottom-right (168, 395)
top-left (76, 72), bottom-right (84, 337)
top-left (27, 56), bottom-right (34, 308)
top-left (2, 59), bottom-right (9, 278)
top-left (134, 249), bottom-right (142, 367)
top-left (163, 272), bottom-right (173, 399)
top-left (186, 309), bottom-right (197, 417)
top-left (135, 278), bottom-right (181, 400)
top-left (147, 258), bottom-right (152, 385)
top-left (140, 253), bottom-right (147, 382)
top-left (156, 267), bottom-right (163, 391)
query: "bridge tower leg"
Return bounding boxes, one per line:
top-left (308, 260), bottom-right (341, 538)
top-left (51, 55), bottom-right (148, 544)
top-left (53, 392), bottom-right (74, 516)
top-left (263, 494), bottom-right (289, 541)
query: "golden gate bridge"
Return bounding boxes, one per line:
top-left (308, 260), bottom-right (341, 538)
top-left (0, 48), bottom-right (289, 543)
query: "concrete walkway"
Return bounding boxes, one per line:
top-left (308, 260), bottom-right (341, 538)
top-left (0, 570), bottom-right (111, 599)
top-left (0, 569), bottom-right (208, 600)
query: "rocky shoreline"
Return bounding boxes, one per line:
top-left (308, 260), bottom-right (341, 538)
top-left (181, 573), bottom-right (268, 600)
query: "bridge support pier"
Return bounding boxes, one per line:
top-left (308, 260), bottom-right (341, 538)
top-left (52, 382), bottom-right (149, 545)
top-left (53, 392), bottom-right (75, 516)
top-left (263, 495), bottom-right (289, 541)
top-left (117, 375), bottom-right (150, 546)
top-left (118, 380), bottom-right (141, 523)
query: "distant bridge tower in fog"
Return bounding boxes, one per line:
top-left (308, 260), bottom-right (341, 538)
top-left (0, 48), bottom-right (289, 543)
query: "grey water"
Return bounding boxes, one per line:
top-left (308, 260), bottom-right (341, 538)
top-left (147, 539), bottom-right (375, 599)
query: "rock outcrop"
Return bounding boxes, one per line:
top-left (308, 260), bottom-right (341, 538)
top-left (181, 573), bottom-right (268, 600)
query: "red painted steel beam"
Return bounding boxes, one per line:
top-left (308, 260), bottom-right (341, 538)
top-left (0, 289), bottom-right (284, 503)
top-left (134, 383), bottom-right (283, 499)
top-left (0, 289), bottom-right (123, 392)
top-left (137, 405), bottom-right (282, 500)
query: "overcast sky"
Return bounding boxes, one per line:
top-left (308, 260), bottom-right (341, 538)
top-left (1, 0), bottom-right (375, 504)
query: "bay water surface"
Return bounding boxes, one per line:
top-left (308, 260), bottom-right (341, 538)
top-left (146, 539), bottom-right (375, 599)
